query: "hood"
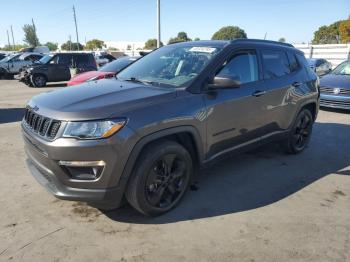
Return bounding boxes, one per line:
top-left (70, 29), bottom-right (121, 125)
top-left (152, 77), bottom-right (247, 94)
top-left (69, 71), bottom-right (113, 83)
top-left (320, 74), bottom-right (350, 89)
top-left (28, 79), bottom-right (176, 121)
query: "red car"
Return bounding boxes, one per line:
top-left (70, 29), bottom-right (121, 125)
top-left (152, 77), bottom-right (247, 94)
top-left (67, 56), bottom-right (138, 86)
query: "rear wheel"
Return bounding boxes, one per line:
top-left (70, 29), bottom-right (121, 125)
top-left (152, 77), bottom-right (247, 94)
top-left (126, 140), bottom-right (193, 216)
top-left (284, 108), bottom-right (314, 154)
top-left (31, 74), bottom-right (47, 87)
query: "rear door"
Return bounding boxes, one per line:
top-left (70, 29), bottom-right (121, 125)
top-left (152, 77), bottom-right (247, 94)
top-left (255, 49), bottom-right (304, 133)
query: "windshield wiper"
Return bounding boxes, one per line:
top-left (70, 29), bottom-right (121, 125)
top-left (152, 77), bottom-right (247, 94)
top-left (123, 77), bottom-right (155, 86)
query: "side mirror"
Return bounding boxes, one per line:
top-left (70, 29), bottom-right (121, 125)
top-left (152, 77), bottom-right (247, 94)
top-left (208, 75), bottom-right (240, 89)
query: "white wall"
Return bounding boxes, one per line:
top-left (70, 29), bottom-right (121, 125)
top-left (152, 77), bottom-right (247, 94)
top-left (294, 43), bottom-right (350, 67)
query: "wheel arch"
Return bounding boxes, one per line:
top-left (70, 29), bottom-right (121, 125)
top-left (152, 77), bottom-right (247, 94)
top-left (118, 126), bottom-right (204, 194)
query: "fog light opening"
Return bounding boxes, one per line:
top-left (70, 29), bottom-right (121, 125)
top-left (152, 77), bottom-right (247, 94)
top-left (59, 161), bottom-right (105, 180)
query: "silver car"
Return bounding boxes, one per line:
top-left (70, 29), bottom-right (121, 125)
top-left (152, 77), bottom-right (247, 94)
top-left (0, 52), bottom-right (44, 78)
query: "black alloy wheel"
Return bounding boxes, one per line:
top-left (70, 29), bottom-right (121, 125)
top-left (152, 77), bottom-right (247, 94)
top-left (126, 140), bottom-right (193, 216)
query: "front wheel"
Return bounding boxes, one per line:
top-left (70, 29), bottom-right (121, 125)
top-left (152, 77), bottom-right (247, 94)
top-left (31, 74), bottom-right (47, 87)
top-left (284, 108), bottom-right (314, 154)
top-left (126, 140), bottom-right (193, 216)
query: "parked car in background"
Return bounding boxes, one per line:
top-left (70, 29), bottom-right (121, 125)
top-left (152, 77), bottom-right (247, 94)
top-left (0, 53), bottom-right (7, 61)
top-left (67, 56), bottom-right (138, 86)
top-left (20, 52), bottom-right (97, 87)
top-left (95, 53), bottom-right (116, 67)
top-left (0, 52), bottom-right (44, 78)
top-left (319, 60), bottom-right (350, 110)
top-left (22, 39), bottom-right (319, 216)
top-left (307, 58), bottom-right (332, 76)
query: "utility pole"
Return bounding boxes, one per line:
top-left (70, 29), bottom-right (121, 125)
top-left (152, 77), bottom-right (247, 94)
top-left (157, 0), bottom-right (161, 48)
top-left (69, 35), bottom-right (72, 51)
top-left (264, 32), bottom-right (267, 40)
top-left (10, 26), bottom-right (15, 50)
top-left (6, 30), bottom-right (11, 50)
top-left (73, 5), bottom-right (80, 51)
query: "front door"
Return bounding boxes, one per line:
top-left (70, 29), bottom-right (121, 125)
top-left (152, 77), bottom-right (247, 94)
top-left (204, 49), bottom-right (268, 159)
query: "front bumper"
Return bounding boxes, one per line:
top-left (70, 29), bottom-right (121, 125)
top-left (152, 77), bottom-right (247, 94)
top-left (22, 121), bottom-right (137, 208)
top-left (320, 93), bottom-right (350, 110)
top-left (19, 70), bottom-right (31, 84)
top-left (26, 157), bottom-right (123, 207)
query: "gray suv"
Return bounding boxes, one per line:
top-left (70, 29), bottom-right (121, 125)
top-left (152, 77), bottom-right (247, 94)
top-left (22, 40), bottom-right (319, 216)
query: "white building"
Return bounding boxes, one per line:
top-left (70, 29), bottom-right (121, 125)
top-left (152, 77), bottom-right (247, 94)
top-left (104, 41), bottom-right (145, 51)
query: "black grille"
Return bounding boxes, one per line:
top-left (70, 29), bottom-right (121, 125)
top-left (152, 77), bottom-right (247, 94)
top-left (320, 87), bottom-right (350, 95)
top-left (23, 108), bottom-right (61, 139)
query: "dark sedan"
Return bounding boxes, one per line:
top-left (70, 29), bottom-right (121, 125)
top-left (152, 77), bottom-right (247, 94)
top-left (319, 60), bottom-right (350, 110)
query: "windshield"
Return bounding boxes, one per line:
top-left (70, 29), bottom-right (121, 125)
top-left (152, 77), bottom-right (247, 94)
top-left (0, 53), bottom-right (20, 63)
top-left (332, 61), bottom-right (350, 75)
top-left (100, 57), bottom-right (136, 72)
top-left (39, 54), bottom-right (53, 64)
top-left (117, 45), bottom-right (222, 87)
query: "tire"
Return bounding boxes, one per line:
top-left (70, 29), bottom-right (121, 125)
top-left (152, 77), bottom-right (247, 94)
top-left (31, 74), bottom-right (47, 87)
top-left (125, 140), bottom-right (193, 216)
top-left (284, 108), bottom-right (314, 154)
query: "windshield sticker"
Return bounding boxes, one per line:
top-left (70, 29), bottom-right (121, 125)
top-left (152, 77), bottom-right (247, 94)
top-left (188, 47), bottom-right (216, 53)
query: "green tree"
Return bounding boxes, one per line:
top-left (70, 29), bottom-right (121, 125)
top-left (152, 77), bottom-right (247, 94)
top-left (144, 38), bottom-right (163, 50)
top-left (61, 41), bottom-right (84, 51)
top-left (212, 26), bottom-right (247, 40)
top-left (1, 44), bottom-right (29, 51)
top-left (194, 37), bottom-right (200, 41)
top-left (312, 21), bottom-right (341, 44)
top-left (23, 24), bottom-right (39, 46)
top-left (339, 18), bottom-right (350, 43)
top-left (168, 32), bottom-right (192, 44)
top-left (85, 39), bottom-right (106, 50)
top-left (45, 42), bottom-right (58, 51)
top-left (278, 37), bottom-right (286, 43)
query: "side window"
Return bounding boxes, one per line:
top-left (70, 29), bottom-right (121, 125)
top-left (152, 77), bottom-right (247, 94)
top-left (262, 50), bottom-right (290, 79)
top-left (24, 55), bottom-right (33, 61)
top-left (216, 51), bottom-right (259, 84)
top-left (57, 55), bottom-right (72, 65)
top-left (287, 52), bottom-right (299, 72)
top-left (74, 55), bottom-right (89, 66)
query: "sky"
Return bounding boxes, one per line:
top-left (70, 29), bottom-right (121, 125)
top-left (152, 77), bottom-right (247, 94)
top-left (0, 0), bottom-right (349, 47)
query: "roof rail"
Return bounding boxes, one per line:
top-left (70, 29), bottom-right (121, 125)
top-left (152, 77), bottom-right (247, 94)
top-left (231, 38), bottom-right (294, 48)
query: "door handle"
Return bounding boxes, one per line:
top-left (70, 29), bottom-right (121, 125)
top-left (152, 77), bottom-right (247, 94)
top-left (292, 82), bottom-right (302, 87)
top-left (252, 90), bottom-right (266, 97)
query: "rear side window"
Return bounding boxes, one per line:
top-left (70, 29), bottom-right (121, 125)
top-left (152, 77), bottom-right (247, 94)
top-left (287, 52), bottom-right (299, 72)
top-left (262, 50), bottom-right (290, 79)
top-left (74, 55), bottom-right (89, 64)
top-left (296, 53), bottom-right (316, 78)
top-left (57, 55), bottom-right (72, 64)
top-left (217, 51), bottom-right (259, 84)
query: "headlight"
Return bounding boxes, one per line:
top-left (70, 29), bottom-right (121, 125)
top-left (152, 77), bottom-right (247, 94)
top-left (63, 119), bottom-right (126, 139)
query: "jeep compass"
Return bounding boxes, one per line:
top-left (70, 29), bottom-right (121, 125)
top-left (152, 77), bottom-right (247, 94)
top-left (22, 40), bottom-right (319, 216)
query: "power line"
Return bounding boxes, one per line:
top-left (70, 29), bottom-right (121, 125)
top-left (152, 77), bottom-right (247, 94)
top-left (73, 5), bottom-right (80, 50)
